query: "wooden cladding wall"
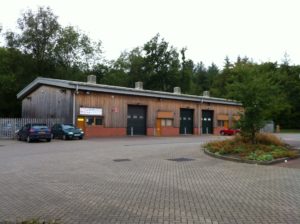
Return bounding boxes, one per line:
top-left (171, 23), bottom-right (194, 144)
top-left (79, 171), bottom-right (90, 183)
top-left (22, 86), bottom-right (73, 123)
top-left (75, 91), bottom-right (242, 129)
top-left (20, 85), bottom-right (242, 132)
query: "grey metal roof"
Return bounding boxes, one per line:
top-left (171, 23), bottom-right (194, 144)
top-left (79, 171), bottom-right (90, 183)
top-left (17, 77), bottom-right (241, 106)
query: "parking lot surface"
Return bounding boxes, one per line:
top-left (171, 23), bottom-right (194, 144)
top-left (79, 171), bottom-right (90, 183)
top-left (0, 136), bottom-right (299, 224)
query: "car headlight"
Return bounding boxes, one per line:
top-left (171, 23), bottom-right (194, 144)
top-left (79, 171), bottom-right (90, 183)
top-left (80, 131), bottom-right (84, 134)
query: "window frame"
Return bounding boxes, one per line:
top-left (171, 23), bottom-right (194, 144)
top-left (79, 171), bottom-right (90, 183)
top-left (217, 120), bottom-right (225, 127)
top-left (86, 116), bottom-right (104, 126)
top-left (161, 118), bottom-right (174, 127)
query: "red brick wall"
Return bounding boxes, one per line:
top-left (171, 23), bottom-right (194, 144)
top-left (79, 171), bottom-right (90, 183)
top-left (147, 128), bottom-right (155, 136)
top-left (193, 127), bottom-right (201, 135)
top-left (214, 127), bottom-right (223, 135)
top-left (161, 127), bottom-right (179, 136)
top-left (85, 126), bottom-right (126, 138)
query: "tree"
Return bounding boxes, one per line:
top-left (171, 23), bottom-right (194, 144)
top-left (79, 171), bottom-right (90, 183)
top-left (115, 48), bottom-right (145, 87)
top-left (227, 64), bottom-right (287, 143)
top-left (4, 6), bottom-right (102, 76)
top-left (100, 54), bottom-right (130, 86)
top-left (191, 62), bottom-right (207, 95)
top-left (5, 6), bottom-right (60, 75)
top-left (206, 63), bottom-right (219, 87)
top-left (143, 34), bottom-right (180, 91)
top-left (0, 47), bottom-right (36, 116)
top-left (0, 6), bottom-right (104, 117)
top-left (180, 48), bottom-right (193, 93)
top-left (54, 26), bottom-right (102, 73)
top-left (274, 63), bottom-right (300, 128)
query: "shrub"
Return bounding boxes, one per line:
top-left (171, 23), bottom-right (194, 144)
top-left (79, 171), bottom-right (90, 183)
top-left (256, 133), bottom-right (284, 146)
top-left (271, 148), bottom-right (288, 159)
top-left (285, 150), bottom-right (299, 158)
top-left (247, 151), bottom-right (257, 160)
top-left (205, 139), bottom-right (236, 154)
top-left (256, 153), bottom-right (273, 161)
top-left (233, 146), bottom-right (244, 153)
top-left (271, 149), bottom-right (299, 159)
top-left (204, 134), bottom-right (298, 161)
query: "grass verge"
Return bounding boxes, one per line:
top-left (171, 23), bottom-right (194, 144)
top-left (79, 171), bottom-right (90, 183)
top-left (280, 129), bottom-right (300, 133)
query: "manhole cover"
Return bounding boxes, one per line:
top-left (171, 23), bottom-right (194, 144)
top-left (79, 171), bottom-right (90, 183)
top-left (167, 157), bottom-right (195, 162)
top-left (113, 159), bottom-right (131, 162)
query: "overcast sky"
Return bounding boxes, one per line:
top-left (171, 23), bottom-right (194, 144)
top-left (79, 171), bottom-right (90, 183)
top-left (0, 0), bottom-right (299, 68)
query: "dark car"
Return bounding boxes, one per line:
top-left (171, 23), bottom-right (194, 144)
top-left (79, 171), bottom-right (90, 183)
top-left (51, 124), bottom-right (84, 140)
top-left (17, 123), bottom-right (51, 142)
top-left (220, 128), bottom-right (240, 136)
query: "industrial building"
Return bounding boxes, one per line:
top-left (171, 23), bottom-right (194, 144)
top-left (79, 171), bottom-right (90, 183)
top-left (17, 75), bottom-right (242, 138)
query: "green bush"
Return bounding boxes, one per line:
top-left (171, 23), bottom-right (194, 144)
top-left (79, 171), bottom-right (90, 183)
top-left (247, 152), bottom-right (257, 160)
top-left (233, 147), bottom-right (244, 153)
top-left (204, 135), bottom-right (298, 162)
top-left (256, 154), bottom-right (273, 161)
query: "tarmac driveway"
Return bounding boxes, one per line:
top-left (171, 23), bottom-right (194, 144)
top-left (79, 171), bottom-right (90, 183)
top-left (0, 136), bottom-right (299, 224)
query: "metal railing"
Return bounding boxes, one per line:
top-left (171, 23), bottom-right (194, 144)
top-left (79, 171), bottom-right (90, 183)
top-left (0, 118), bottom-right (65, 139)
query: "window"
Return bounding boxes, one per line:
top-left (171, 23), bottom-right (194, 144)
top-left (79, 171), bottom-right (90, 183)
top-left (161, 119), bottom-right (173, 127)
top-left (86, 117), bottom-right (94, 125)
top-left (86, 116), bottom-right (103, 126)
top-left (218, 120), bottom-right (229, 128)
top-left (217, 120), bottom-right (225, 127)
top-left (95, 117), bottom-right (103, 125)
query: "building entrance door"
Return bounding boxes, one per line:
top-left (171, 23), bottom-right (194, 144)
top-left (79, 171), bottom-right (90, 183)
top-left (202, 110), bottom-right (214, 134)
top-left (224, 120), bottom-right (229, 129)
top-left (127, 105), bottom-right (147, 135)
top-left (156, 118), bottom-right (161, 136)
top-left (180, 109), bottom-right (194, 134)
top-left (76, 117), bottom-right (85, 132)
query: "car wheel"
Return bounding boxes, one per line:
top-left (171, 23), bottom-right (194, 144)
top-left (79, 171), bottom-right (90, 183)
top-left (47, 138), bottom-right (51, 142)
top-left (26, 136), bottom-right (31, 143)
top-left (79, 136), bottom-right (83, 140)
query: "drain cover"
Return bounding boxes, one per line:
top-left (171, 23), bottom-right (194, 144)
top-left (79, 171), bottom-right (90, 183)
top-left (167, 157), bottom-right (195, 162)
top-left (113, 159), bottom-right (131, 162)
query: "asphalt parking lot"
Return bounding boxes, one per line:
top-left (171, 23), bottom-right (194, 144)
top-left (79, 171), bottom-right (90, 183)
top-left (0, 135), bottom-right (299, 224)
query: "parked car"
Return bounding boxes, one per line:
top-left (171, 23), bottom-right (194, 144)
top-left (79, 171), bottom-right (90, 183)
top-left (220, 128), bottom-right (240, 136)
top-left (17, 123), bottom-right (51, 142)
top-left (51, 124), bottom-right (84, 140)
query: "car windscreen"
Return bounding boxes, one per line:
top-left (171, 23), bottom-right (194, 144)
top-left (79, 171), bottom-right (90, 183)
top-left (32, 125), bottom-right (48, 129)
top-left (62, 125), bottom-right (75, 130)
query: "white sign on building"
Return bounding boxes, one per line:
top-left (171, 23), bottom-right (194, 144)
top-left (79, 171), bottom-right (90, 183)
top-left (79, 107), bottom-right (103, 116)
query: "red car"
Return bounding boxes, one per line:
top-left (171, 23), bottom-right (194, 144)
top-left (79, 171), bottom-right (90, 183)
top-left (220, 128), bottom-right (240, 135)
